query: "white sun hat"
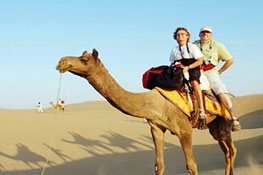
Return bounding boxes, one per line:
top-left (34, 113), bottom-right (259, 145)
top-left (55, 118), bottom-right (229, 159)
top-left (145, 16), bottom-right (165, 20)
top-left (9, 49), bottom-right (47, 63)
top-left (200, 27), bottom-right (213, 33)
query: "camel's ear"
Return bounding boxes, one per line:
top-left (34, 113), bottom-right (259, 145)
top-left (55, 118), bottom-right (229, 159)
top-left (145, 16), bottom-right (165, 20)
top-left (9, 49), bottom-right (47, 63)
top-left (92, 48), bottom-right (98, 59)
top-left (82, 51), bottom-right (88, 56)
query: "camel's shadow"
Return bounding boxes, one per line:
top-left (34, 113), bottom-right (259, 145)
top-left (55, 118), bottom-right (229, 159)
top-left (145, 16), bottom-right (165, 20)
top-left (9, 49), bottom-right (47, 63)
top-left (0, 131), bottom-right (262, 175)
top-left (0, 143), bottom-right (56, 171)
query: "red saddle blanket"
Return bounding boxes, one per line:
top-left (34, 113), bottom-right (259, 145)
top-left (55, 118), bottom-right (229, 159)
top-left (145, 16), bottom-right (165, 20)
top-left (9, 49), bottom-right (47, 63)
top-left (155, 87), bottom-right (231, 119)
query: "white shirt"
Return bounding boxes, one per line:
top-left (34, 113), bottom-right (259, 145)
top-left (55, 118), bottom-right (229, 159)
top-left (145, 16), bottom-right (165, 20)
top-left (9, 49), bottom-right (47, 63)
top-left (170, 43), bottom-right (203, 63)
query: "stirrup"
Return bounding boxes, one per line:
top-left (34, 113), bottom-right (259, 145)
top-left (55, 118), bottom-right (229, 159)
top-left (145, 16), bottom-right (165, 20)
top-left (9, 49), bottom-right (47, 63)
top-left (199, 109), bottom-right (207, 120)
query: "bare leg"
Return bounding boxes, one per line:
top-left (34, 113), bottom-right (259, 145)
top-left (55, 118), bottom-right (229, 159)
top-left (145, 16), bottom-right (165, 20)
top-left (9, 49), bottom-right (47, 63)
top-left (191, 80), bottom-right (206, 120)
top-left (149, 123), bottom-right (165, 175)
top-left (218, 93), bottom-right (236, 119)
top-left (178, 132), bottom-right (198, 175)
top-left (218, 93), bottom-right (241, 131)
top-left (191, 80), bottom-right (207, 129)
top-left (191, 80), bottom-right (205, 112)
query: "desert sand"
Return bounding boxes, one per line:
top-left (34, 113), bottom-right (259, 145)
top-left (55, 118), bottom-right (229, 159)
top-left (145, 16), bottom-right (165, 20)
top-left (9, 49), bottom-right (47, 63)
top-left (0, 94), bottom-right (262, 175)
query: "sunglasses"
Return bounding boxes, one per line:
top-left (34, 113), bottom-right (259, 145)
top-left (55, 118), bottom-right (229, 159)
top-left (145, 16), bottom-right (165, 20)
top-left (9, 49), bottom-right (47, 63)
top-left (201, 31), bottom-right (212, 34)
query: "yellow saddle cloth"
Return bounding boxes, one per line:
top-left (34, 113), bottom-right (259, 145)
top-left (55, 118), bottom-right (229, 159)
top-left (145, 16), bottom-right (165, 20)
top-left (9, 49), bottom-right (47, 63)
top-left (155, 87), bottom-right (231, 119)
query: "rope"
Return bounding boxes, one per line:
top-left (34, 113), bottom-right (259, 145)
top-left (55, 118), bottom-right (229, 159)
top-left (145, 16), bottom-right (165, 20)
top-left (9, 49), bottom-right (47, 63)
top-left (40, 113), bottom-right (60, 175)
top-left (40, 73), bottom-right (63, 175)
top-left (56, 73), bottom-right (63, 104)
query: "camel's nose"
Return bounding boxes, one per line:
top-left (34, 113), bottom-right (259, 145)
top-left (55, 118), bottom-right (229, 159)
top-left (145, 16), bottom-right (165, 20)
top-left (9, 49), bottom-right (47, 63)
top-left (56, 62), bottom-right (63, 72)
top-left (56, 58), bottom-right (71, 73)
top-left (56, 64), bottom-right (60, 70)
top-left (56, 59), bottom-right (64, 72)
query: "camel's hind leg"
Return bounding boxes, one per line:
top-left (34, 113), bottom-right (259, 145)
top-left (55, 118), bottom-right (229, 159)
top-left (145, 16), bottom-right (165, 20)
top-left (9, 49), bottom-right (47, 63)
top-left (208, 117), bottom-right (237, 175)
top-left (149, 122), bottom-right (165, 175)
top-left (178, 132), bottom-right (198, 175)
top-left (218, 139), bottom-right (237, 175)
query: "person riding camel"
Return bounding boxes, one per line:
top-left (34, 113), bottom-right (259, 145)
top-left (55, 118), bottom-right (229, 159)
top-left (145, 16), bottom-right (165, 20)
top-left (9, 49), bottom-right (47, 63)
top-left (193, 26), bottom-right (241, 131)
top-left (170, 27), bottom-right (207, 120)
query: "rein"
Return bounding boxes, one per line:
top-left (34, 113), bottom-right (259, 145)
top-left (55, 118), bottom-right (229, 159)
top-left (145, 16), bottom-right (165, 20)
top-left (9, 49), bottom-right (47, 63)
top-left (40, 73), bottom-right (63, 175)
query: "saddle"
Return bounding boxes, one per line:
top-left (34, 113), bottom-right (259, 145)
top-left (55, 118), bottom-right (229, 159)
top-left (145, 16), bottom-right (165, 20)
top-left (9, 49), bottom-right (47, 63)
top-left (155, 87), bottom-right (231, 127)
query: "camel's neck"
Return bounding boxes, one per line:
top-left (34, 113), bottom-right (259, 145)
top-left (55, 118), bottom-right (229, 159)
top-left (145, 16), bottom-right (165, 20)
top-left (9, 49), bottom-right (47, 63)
top-left (85, 59), bottom-right (145, 117)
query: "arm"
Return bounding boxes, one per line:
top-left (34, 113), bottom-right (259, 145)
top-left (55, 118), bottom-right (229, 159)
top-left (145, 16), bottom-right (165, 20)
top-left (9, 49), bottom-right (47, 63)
top-left (183, 58), bottom-right (203, 73)
top-left (217, 43), bottom-right (233, 74)
top-left (169, 48), bottom-right (176, 65)
top-left (218, 58), bottom-right (233, 74)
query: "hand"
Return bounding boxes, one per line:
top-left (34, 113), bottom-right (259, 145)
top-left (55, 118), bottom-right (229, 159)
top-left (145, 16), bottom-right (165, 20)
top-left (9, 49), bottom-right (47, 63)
top-left (183, 66), bottom-right (189, 73)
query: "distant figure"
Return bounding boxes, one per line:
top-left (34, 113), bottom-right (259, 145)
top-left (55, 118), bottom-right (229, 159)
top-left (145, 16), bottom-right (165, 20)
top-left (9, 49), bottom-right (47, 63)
top-left (37, 102), bottom-right (43, 113)
top-left (61, 99), bottom-right (65, 109)
top-left (58, 99), bottom-right (62, 105)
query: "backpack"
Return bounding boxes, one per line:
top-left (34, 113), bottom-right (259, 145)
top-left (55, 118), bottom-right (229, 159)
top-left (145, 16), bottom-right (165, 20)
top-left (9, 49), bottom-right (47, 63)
top-left (142, 65), bottom-right (184, 90)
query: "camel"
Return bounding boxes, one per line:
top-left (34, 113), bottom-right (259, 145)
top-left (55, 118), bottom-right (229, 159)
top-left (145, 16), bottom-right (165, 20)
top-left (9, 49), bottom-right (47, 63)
top-left (49, 101), bottom-right (65, 111)
top-left (56, 49), bottom-right (237, 175)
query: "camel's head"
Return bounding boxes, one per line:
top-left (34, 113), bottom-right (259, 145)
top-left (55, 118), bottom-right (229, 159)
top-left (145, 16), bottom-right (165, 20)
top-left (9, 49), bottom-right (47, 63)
top-left (56, 49), bottom-right (99, 77)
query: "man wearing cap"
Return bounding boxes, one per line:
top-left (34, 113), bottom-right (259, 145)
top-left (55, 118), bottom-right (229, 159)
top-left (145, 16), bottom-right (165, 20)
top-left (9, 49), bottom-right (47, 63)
top-left (193, 27), bottom-right (241, 131)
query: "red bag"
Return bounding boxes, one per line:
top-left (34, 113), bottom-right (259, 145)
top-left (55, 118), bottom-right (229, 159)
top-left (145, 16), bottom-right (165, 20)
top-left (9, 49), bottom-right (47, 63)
top-left (142, 66), bottom-right (165, 89)
top-left (142, 66), bottom-right (184, 90)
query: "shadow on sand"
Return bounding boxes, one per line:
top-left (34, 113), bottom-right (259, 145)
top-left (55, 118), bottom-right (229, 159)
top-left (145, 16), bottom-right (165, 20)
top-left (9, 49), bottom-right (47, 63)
top-left (0, 109), bottom-right (262, 174)
top-left (239, 110), bottom-right (263, 129)
top-left (0, 130), bottom-right (262, 175)
top-left (0, 143), bottom-right (56, 171)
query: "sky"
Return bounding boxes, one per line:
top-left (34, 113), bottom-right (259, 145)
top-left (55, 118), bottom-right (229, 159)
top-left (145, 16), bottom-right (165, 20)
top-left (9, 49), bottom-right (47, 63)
top-left (0, 0), bottom-right (262, 109)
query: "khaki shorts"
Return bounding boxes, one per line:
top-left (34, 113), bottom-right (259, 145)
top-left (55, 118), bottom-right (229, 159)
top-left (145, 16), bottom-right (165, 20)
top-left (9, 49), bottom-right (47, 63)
top-left (204, 71), bottom-right (228, 95)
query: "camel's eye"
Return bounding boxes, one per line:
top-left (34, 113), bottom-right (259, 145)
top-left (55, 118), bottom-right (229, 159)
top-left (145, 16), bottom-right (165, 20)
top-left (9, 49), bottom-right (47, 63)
top-left (80, 58), bottom-right (88, 64)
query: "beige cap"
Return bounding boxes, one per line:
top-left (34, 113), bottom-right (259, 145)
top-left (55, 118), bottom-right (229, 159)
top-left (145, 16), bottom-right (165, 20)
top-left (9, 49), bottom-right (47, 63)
top-left (200, 27), bottom-right (212, 33)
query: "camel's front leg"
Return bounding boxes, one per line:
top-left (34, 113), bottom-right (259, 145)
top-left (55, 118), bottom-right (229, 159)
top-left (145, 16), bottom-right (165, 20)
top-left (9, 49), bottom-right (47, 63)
top-left (178, 132), bottom-right (198, 175)
top-left (149, 123), bottom-right (165, 175)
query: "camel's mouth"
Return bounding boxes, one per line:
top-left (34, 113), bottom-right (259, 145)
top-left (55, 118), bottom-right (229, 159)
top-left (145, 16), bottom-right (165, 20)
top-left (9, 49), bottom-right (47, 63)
top-left (56, 64), bottom-right (72, 73)
top-left (56, 58), bottom-right (73, 73)
top-left (68, 71), bottom-right (87, 78)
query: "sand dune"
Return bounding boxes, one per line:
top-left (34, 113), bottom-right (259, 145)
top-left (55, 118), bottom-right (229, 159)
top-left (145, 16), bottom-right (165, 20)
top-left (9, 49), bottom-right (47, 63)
top-left (0, 94), bottom-right (262, 175)
top-left (232, 94), bottom-right (263, 116)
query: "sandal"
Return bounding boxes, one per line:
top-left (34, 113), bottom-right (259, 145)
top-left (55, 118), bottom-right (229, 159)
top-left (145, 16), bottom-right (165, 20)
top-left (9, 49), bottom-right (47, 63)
top-left (232, 118), bottom-right (241, 131)
top-left (199, 109), bottom-right (207, 120)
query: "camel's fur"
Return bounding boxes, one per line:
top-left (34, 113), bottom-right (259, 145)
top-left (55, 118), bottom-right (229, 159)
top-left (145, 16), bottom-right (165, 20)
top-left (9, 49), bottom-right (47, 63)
top-left (56, 49), bottom-right (237, 175)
